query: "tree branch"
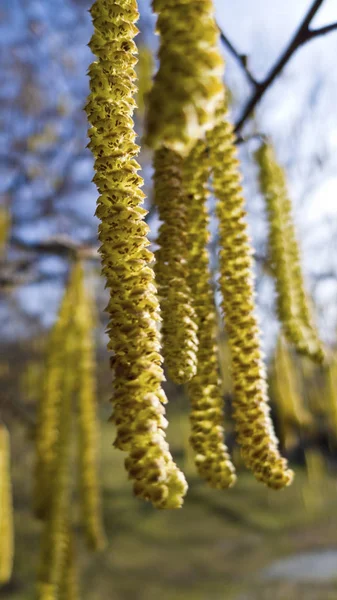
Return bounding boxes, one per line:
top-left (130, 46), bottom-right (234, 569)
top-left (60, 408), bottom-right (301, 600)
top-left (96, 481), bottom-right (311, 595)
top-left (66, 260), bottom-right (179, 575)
top-left (234, 0), bottom-right (337, 132)
top-left (219, 29), bottom-right (258, 87)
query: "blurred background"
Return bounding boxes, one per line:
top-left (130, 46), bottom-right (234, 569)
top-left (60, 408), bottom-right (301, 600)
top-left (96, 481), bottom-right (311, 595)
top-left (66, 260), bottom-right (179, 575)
top-left (1, 0), bottom-right (337, 598)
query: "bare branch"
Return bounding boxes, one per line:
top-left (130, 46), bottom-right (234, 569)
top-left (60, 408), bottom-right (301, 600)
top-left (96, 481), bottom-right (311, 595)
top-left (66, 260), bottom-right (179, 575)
top-left (218, 28), bottom-right (259, 87)
top-left (234, 0), bottom-right (337, 132)
top-left (10, 235), bottom-right (99, 261)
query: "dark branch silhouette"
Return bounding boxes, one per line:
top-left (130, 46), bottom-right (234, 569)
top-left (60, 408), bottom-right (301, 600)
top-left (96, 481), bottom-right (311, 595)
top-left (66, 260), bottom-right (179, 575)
top-left (219, 0), bottom-right (337, 132)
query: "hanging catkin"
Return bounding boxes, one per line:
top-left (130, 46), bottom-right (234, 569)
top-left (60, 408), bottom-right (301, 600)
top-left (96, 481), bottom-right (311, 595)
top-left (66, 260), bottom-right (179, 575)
top-left (255, 142), bottom-right (325, 363)
top-left (145, 0), bottom-right (223, 155)
top-left (34, 269), bottom-right (76, 519)
top-left (183, 139), bottom-right (236, 488)
top-left (272, 336), bottom-right (312, 450)
top-left (0, 424), bottom-right (13, 586)
top-left (38, 265), bottom-right (81, 599)
top-left (0, 206), bottom-right (10, 258)
top-left (208, 109), bottom-right (293, 489)
top-left (153, 147), bottom-right (198, 384)
top-left (86, 0), bottom-right (187, 508)
top-left (75, 266), bottom-right (106, 551)
top-left (58, 530), bottom-right (80, 600)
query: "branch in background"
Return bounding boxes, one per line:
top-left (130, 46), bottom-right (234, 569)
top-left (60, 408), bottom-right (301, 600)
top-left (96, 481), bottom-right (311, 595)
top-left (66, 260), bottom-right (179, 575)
top-left (10, 235), bottom-right (99, 261)
top-left (217, 0), bottom-right (337, 132)
top-left (218, 29), bottom-right (258, 87)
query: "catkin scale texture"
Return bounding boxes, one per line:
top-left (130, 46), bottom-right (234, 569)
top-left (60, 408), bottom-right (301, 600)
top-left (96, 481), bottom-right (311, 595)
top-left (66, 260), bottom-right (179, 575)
top-left (208, 112), bottom-right (293, 490)
top-left (0, 425), bottom-right (13, 586)
top-left (145, 0), bottom-right (224, 155)
top-left (153, 147), bottom-right (198, 384)
top-left (255, 142), bottom-right (324, 363)
top-left (183, 140), bottom-right (236, 488)
top-left (86, 0), bottom-right (187, 509)
top-left (34, 268), bottom-right (76, 519)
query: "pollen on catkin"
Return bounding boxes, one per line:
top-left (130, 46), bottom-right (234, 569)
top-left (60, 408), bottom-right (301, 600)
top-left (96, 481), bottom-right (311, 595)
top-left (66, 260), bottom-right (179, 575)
top-left (255, 142), bottom-right (325, 363)
top-left (0, 206), bottom-right (10, 258)
top-left (208, 109), bottom-right (293, 490)
top-left (153, 147), bottom-right (198, 384)
top-left (85, 0), bottom-right (187, 509)
top-left (183, 139), bottom-right (236, 488)
top-left (75, 265), bottom-right (106, 551)
top-left (59, 530), bottom-right (80, 600)
top-left (0, 424), bottom-right (14, 586)
top-left (145, 0), bottom-right (224, 155)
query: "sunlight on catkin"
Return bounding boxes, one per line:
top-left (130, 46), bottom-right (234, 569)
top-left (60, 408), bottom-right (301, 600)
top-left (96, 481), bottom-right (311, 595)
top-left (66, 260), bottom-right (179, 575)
top-left (86, 0), bottom-right (187, 509)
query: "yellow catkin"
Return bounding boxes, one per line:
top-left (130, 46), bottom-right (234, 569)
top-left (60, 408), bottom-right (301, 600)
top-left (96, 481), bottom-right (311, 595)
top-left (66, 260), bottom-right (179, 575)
top-left (255, 142), bottom-right (325, 363)
top-left (183, 139), bottom-right (236, 488)
top-left (272, 336), bottom-right (312, 450)
top-left (208, 110), bottom-right (293, 490)
top-left (34, 266), bottom-right (79, 519)
top-left (75, 265), bottom-right (106, 551)
top-left (38, 266), bottom-right (81, 598)
top-left (145, 0), bottom-right (224, 155)
top-left (325, 359), bottom-right (337, 440)
top-left (59, 531), bottom-right (80, 600)
top-left (86, 0), bottom-right (187, 509)
top-left (0, 206), bottom-right (10, 258)
top-left (0, 425), bottom-right (14, 586)
top-left (136, 45), bottom-right (153, 115)
top-left (153, 147), bottom-right (198, 384)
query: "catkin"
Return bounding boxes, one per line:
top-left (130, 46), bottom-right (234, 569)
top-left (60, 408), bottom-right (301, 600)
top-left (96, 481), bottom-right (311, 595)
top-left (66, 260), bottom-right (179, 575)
top-left (272, 336), bottom-right (312, 449)
top-left (0, 425), bottom-right (14, 586)
top-left (183, 140), bottom-right (236, 488)
top-left (86, 0), bottom-right (187, 509)
top-left (0, 206), bottom-right (10, 258)
top-left (145, 0), bottom-right (223, 155)
top-left (208, 109), bottom-right (293, 490)
top-left (75, 266), bottom-right (106, 551)
top-left (153, 147), bottom-right (198, 384)
top-left (255, 142), bottom-right (325, 363)
top-left (38, 266), bottom-right (81, 597)
top-left (34, 268), bottom-right (77, 519)
top-left (59, 530), bottom-right (80, 600)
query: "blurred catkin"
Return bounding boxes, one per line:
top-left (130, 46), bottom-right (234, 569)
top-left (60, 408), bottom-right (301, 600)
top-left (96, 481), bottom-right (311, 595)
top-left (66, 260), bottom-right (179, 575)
top-left (58, 531), bottom-right (80, 600)
top-left (208, 109), bottom-right (293, 490)
top-left (255, 142), bottom-right (325, 363)
top-left (272, 336), bottom-right (312, 450)
top-left (38, 264), bottom-right (81, 598)
top-left (0, 425), bottom-right (13, 586)
top-left (153, 147), bottom-right (198, 384)
top-left (86, 0), bottom-right (187, 508)
top-left (34, 265), bottom-right (78, 519)
top-left (145, 0), bottom-right (224, 155)
top-left (183, 140), bottom-right (236, 488)
top-left (75, 266), bottom-right (106, 551)
top-left (0, 206), bottom-right (10, 258)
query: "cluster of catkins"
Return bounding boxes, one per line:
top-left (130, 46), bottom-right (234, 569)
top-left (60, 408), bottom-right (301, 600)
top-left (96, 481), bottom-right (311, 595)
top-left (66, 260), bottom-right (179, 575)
top-left (35, 262), bottom-right (105, 600)
top-left (86, 0), bottom-right (325, 507)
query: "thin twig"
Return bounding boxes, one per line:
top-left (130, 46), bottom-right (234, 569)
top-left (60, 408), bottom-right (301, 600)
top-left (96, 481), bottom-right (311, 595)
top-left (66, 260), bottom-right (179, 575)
top-left (234, 0), bottom-right (337, 132)
top-left (218, 28), bottom-right (258, 87)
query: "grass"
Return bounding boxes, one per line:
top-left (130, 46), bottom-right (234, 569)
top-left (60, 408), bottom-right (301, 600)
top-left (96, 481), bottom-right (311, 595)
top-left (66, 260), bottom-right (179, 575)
top-left (3, 409), bottom-right (337, 600)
